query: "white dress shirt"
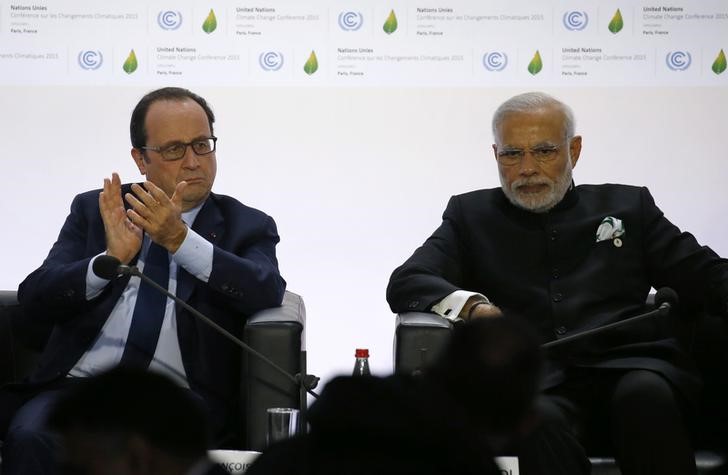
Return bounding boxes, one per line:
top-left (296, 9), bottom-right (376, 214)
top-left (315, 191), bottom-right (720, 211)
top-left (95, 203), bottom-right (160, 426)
top-left (69, 205), bottom-right (214, 386)
top-left (431, 290), bottom-right (490, 321)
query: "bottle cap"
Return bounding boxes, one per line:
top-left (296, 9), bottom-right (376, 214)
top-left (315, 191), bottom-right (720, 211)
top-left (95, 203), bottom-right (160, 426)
top-left (355, 348), bottom-right (369, 358)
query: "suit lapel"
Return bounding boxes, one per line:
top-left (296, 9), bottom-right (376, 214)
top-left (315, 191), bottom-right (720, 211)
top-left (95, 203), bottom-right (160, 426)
top-left (176, 194), bottom-right (224, 303)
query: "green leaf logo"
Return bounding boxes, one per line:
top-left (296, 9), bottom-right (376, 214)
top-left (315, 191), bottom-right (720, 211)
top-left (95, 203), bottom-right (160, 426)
top-left (608, 9), bottom-right (624, 34)
top-left (202, 9), bottom-right (217, 34)
top-left (123, 49), bottom-right (138, 74)
top-left (527, 50), bottom-right (543, 75)
top-left (383, 10), bottom-right (398, 34)
top-left (712, 49), bottom-right (727, 75)
top-left (304, 50), bottom-right (318, 75)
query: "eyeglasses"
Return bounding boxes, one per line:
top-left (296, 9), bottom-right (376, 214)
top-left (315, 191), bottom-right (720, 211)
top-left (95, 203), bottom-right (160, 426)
top-left (496, 144), bottom-right (561, 166)
top-left (141, 137), bottom-right (217, 161)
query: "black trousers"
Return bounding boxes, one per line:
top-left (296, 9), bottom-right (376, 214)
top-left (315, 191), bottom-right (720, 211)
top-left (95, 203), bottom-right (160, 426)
top-left (516, 368), bottom-right (696, 475)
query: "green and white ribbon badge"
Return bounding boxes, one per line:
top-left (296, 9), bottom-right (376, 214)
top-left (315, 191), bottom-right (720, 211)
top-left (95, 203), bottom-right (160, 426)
top-left (596, 216), bottom-right (625, 245)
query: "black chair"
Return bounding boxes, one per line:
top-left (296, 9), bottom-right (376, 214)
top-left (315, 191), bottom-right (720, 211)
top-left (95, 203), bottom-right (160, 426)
top-left (394, 310), bottom-right (728, 475)
top-left (0, 289), bottom-right (306, 453)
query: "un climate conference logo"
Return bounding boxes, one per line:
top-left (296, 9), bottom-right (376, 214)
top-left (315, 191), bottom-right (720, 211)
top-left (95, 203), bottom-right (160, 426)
top-left (338, 11), bottom-right (363, 31)
top-left (77, 50), bottom-right (103, 70)
top-left (157, 10), bottom-right (182, 30)
top-left (563, 11), bottom-right (588, 31)
top-left (483, 52), bottom-right (508, 72)
top-left (259, 51), bottom-right (284, 71)
top-left (666, 51), bottom-right (691, 71)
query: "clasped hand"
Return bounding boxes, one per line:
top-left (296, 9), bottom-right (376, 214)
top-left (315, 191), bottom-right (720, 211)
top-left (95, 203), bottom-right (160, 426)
top-left (99, 173), bottom-right (188, 264)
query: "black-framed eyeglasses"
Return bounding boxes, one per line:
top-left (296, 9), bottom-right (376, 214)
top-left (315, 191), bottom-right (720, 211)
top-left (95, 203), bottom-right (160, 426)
top-left (141, 136), bottom-right (217, 161)
top-left (496, 144), bottom-right (562, 166)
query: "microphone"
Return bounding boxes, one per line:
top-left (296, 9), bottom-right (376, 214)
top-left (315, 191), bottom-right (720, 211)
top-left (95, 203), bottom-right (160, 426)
top-left (92, 255), bottom-right (320, 399)
top-left (542, 287), bottom-right (679, 350)
top-left (92, 255), bottom-right (132, 279)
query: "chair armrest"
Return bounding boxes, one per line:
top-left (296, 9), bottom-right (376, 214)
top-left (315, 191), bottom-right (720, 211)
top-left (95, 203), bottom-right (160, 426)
top-left (394, 312), bottom-right (453, 376)
top-left (0, 291), bottom-right (20, 384)
top-left (0, 291), bottom-right (19, 307)
top-left (0, 290), bottom-right (45, 385)
top-left (242, 291), bottom-right (305, 451)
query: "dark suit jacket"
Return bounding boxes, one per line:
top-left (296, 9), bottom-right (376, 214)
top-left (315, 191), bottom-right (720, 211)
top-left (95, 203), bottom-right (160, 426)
top-left (387, 184), bottom-right (728, 398)
top-left (16, 184), bottom-right (286, 439)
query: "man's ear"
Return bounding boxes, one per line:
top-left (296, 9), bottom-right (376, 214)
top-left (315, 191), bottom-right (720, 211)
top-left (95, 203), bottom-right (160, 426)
top-left (492, 143), bottom-right (499, 162)
top-left (131, 148), bottom-right (147, 176)
top-left (569, 135), bottom-right (582, 168)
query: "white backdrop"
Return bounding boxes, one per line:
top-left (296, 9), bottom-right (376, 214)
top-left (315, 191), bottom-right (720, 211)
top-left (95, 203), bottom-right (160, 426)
top-left (2, 86), bottom-right (727, 386)
top-left (1, 0), bottom-right (727, 389)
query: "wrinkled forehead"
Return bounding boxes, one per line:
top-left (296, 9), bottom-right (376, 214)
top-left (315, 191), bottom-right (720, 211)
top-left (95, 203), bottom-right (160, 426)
top-left (494, 107), bottom-right (568, 146)
top-left (144, 99), bottom-right (212, 144)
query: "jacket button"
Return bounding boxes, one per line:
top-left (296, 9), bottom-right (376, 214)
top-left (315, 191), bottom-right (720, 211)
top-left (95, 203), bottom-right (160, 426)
top-left (552, 267), bottom-right (560, 279)
top-left (408, 300), bottom-right (419, 309)
top-left (553, 293), bottom-right (563, 302)
top-left (556, 326), bottom-right (567, 335)
top-left (550, 229), bottom-right (558, 241)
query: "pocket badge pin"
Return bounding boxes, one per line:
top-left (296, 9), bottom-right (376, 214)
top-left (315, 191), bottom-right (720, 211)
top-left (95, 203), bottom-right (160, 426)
top-left (596, 217), bottom-right (625, 246)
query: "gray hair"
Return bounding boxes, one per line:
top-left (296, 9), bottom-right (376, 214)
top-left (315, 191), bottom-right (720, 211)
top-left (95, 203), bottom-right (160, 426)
top-left (492, 92), bottom-right (575, 142)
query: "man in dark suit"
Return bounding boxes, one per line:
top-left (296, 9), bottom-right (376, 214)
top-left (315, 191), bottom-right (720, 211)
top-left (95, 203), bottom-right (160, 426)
top-left (1, 87), bottom-right (286, 474)
top-left (387, 92), bottom-right (728, 475)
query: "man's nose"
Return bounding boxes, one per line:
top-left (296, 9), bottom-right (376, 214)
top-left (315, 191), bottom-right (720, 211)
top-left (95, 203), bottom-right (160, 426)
top-left (180, 147), bottom-right (200, 168)
top-left (518, 151), bottom-right (539, 175)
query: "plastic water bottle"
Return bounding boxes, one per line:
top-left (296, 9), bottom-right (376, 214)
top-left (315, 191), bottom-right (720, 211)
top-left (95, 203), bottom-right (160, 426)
top-left (352, 348), bottom-right (371, 377)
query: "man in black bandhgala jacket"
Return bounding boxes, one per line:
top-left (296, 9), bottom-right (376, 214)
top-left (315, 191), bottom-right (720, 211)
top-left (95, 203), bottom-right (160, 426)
top-left (387, 92), bottom-right (728, 475)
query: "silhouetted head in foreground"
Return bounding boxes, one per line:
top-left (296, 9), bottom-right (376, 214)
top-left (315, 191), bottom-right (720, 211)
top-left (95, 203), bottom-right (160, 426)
top-left (427, 314), bottom-right (542, 438)
top-left (48, 367), bottom-right (211, 475)
top-left (247, 313), bottom-right (541, 475)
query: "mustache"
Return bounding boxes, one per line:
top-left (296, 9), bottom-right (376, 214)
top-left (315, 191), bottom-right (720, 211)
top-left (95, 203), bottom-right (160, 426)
top-left (511, 177), bottom-right (553, 190)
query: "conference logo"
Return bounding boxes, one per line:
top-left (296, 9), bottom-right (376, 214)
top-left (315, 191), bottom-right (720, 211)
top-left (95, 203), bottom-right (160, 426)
top-left (482, 52), bottom-right (508, 72)
top-left (712, 49), bottom-right (727, 75)
top-left (77, 50), bottom-right (103, 70)
top-left (608, 9), bottom-right (624, 34)
top-left (304, 50), bottom-right (318, 75)
top-left (202, 9), bottom-right (217, 34)
top-left (562, 11), bottom-right (588, 31)
top-left (259, 51), bottom-right (284, 71)
top-left (157, 10), bottom-right (182, 30)
top-left (665, 51), bottom-right (691, 71)
top-left (383, 10), bottom-right (397, 34)
top-left (123, 49), bottom-right (138, 74)
top-left (527, 50), bottom-right (543, 75)
top-left (338, 11), bottom-right (363, 31)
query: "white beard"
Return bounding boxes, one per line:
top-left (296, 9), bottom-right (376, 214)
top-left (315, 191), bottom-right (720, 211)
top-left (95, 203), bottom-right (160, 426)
top-left (499, 157), bottom-right (574, 213)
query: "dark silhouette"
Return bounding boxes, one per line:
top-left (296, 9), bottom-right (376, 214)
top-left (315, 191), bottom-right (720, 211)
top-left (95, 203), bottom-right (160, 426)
top-left (247, 314), bottom-right (541, 475)
top-left (48, 367), bottom-right (228, 475)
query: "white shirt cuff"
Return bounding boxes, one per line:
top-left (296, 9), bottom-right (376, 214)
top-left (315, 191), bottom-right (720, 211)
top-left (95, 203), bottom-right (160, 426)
top-left (431, 290), bottom-right (490, 321)
top-left (86, 253), bottom-right (111, 299)
top-left (172, 228), bottom-right (213, 282)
